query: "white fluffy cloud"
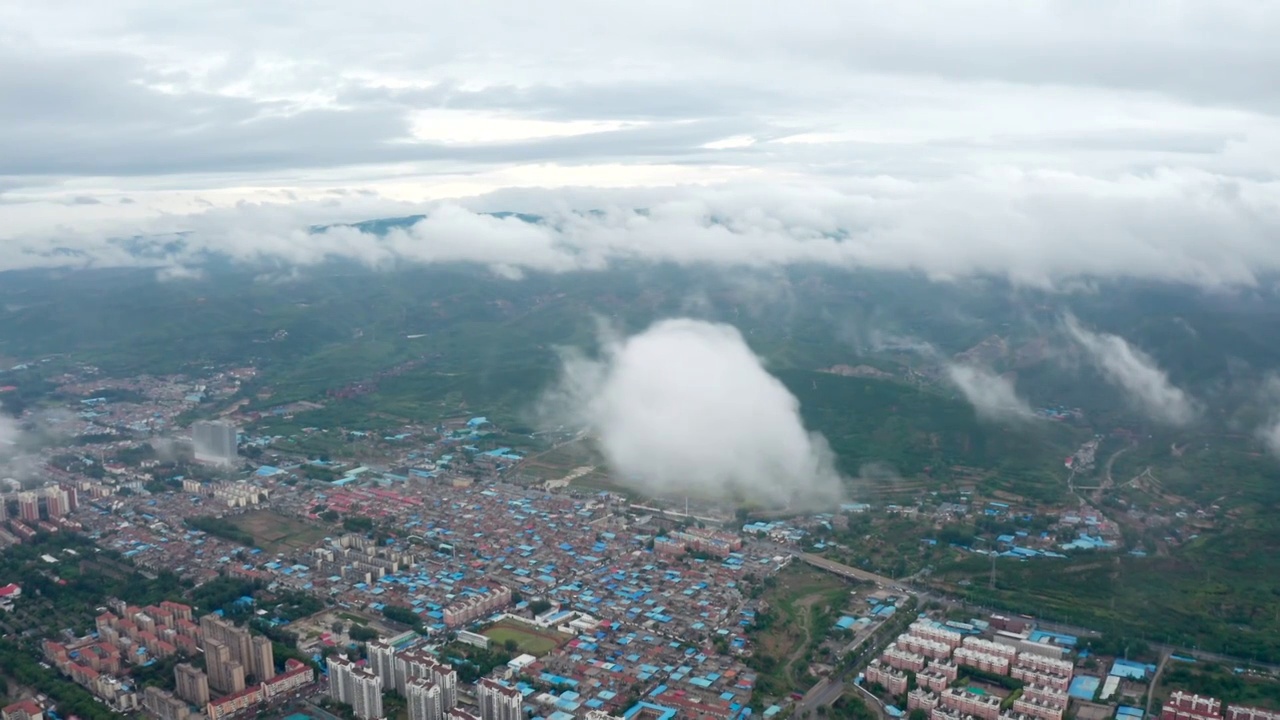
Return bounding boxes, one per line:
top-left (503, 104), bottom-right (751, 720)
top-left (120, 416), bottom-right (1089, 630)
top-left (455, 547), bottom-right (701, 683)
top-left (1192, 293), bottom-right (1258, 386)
top-left (543, 318), bottom-right (846, 508)
top-left (1063, 314), bottom-right (1198, 426)
top-left (7, 169), bottom-right (1280, 291)
top-left (946, 364), bottom-right (1035, 422)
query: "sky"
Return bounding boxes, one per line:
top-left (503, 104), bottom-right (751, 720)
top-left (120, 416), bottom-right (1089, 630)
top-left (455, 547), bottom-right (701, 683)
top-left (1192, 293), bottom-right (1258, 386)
top-left (2, 1), bottom-right (1279, 287)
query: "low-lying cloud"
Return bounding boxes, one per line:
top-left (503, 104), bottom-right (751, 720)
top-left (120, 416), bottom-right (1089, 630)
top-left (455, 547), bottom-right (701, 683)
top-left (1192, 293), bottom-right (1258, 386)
top-left (946, 364), bottom-right (1035, 422)
top-left (7, 170), bottom-right (1280, 291)
top-left (1254, 376), bottom-right (1280, 459)
top-left (0, 413), bottom-right (38, 481)
top-left (543, 318), bottom-right (845, 508)
top-left (1063, 314), bottom-right (1198, 426)
top-left (0, 413), bottom-right (19, 450)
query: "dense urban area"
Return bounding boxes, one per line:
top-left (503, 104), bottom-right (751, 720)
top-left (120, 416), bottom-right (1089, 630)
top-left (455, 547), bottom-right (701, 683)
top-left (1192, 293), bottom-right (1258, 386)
top-left (1, 360), bottom-right (1278, 720)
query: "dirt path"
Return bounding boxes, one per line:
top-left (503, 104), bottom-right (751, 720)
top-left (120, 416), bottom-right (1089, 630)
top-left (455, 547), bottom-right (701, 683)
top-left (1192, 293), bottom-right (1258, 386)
top-left (1104, 444), bottom-right (1131, 488)
top-left (784, 594), bottom-right (822, 685)
top-left (1147, 652), bottom-right (1170, 720)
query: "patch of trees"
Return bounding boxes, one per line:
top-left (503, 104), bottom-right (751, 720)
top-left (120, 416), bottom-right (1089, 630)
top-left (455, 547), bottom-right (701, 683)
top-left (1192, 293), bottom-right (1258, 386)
top-left (0, 639), bottom-right (127, 720)
top-left (381, 605), bottom-right (424, 631)
top-left (189, 576), bottom-right (262, 615)
top-left (440, 643), bottom-right (514, 684)
top-left (1162, 665), bottom-right (1280, 707)
top-left (342, 516), bottom-right (374, 533)
top-left (956, 666), bottom-right (1023, 692)
top-left (184, 516), bottom-right (256, 547)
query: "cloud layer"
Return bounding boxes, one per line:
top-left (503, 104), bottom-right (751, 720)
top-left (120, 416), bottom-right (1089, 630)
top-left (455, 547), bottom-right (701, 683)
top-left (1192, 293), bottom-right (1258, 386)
top-left (543, 318), bottom-right (845, 508)
top-left (1063, 314), bottom-right (1198, 426)
top-left (7, 169), bottom-right (1280, 292)
top-left (0, 1), bottom-right (1279, 291)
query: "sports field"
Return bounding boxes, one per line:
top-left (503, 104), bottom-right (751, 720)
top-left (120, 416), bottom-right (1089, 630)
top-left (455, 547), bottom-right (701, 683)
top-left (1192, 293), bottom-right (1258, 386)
top-left (481, 620), bottom-right (569, 656)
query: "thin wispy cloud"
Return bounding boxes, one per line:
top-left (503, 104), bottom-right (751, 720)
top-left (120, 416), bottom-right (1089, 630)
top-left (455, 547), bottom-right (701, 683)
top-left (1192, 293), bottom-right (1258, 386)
top-left (946, 364), bottom-right (1035, 422)
top-left (1063, 313), bottom-right (1198, 426)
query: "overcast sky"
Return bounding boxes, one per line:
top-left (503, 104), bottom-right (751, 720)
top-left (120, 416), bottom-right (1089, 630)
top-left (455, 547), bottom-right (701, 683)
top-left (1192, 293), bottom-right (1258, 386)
top-left (2, 1), bottom-right (1279, 284)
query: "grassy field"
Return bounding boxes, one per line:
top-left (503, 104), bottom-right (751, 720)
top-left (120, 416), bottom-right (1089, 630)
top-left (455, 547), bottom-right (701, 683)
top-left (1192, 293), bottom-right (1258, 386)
top-left (750, 564), bottom-right (855, 698)
top-left (1159, 661), bottom-right (1280, 709)
top-left (933, 519), bottom-right (1280, 663)
top-left (228, 510), bottom-right (330, 554)
top-left (481, 620), bottom-right (570, 656)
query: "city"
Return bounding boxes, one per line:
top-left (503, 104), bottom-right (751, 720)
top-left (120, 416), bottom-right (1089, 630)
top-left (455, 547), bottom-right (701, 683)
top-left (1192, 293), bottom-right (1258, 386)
top-left (1, 361), bottom-right (1277, 720)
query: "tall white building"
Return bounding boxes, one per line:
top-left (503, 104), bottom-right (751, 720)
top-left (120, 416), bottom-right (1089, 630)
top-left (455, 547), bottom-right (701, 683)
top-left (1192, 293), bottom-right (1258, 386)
top-left (350, 668), bottom-right (384, 720)
top-left (396, 649), bottom-right (457, 709)
top-left (477, 678), bottom-right (522, 720)
top-left (192, 420), bottom-right (238, 466)
top-left (327, 656), bottom-right (356, 704)
top-left (407, 678), bottom-right (443, 720)
top-left (368, 640), bottom-right (398, 691)
top-left (327, 656), bottom-right (383, 720)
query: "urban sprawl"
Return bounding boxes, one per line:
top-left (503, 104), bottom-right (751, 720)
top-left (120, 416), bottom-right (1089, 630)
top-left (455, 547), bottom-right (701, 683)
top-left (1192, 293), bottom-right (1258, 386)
top-left (0, 363), bottom-right (1271, 720)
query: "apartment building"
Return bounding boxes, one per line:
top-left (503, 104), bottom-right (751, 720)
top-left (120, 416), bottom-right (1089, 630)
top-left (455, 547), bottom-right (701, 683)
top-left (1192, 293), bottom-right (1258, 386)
top-left (962, 637), bottom-right (1018, 661)
top-left (1014, 653), bottom-right (1073, 678)
top-left (940, 687), bottom-right (1001, 720)
top-left (1162, 692), bottom-right (1224, 720)
top-left (443, 586), bottom-right (513, 628)
top-left (882, 646), bottom-right (927, 673)
top-left (1010, 667), bottom-right (1071, 692)
top-left (908, 690), bottom-right (940, 714)
top-left (954, 647), bottom-right (1011, 675)
top-left (397, 648), bottom-right (457, 708)
top-left (407, 678), bottom-right (444, 720)
top-left (1012, 695), bottom-right (1066, 720)
top-left (368, 640), bottom-right (398, 690)
top-left (909, 621), bottom-right (964, 649)
top-left (328, 657), bottom-right (383, 720)
top-left (899, 634), bottom-right (955, 661)
top-left (1229, 707), bottom-right (1280, 720)
top-left (917, 667), bottom-right (954, 693)
top-left (175, 663), bottom-right (210, 707)
top-left (865, 660), bottom-right (909, 696)
top-left (142, 687), bottom-right (191, 720)
top-left (1022, 685), bottom-right (1069, 708)
top-left (477, 678), bottom-right (523, 720)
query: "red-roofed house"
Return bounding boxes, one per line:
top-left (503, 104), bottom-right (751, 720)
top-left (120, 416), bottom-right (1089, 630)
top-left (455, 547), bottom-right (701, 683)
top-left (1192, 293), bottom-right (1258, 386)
top-left (2, 700), bottom-right (43, 720)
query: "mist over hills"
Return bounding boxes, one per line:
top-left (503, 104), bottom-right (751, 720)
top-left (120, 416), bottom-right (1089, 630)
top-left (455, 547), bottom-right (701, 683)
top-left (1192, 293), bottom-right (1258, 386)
top-left (3, 211), bottom-right (1280, 504)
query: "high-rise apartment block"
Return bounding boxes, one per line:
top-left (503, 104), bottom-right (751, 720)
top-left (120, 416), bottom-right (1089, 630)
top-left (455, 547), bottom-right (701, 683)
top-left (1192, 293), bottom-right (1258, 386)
top-left (175, 663), bottom-right (210, 707)
top-left (407, 677), bottom-right (444, 720)
top-left (368, 640), bottom-right (398, 690)
top-left (192, 420), bottom-right (238, 466)
top-left (17, 492), bottom-right (39, 522)
top-left (477, 678), bottom-right (523, 720)
top-left (204, 639), bottom-right (245, 695)
top-left (328, 656), bottom-right (383, 720)
top-left (199, 614), bottom-right (271, 693)
top-left (396, 648), bottom-right (457, 708)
